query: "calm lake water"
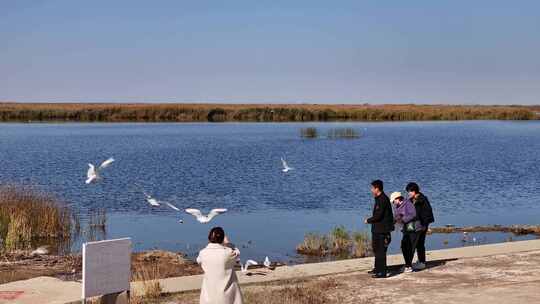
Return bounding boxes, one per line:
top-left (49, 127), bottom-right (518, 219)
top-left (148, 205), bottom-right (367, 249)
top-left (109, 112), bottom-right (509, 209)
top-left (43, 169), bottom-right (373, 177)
top-left (1, 121), bottom-right (539, 263)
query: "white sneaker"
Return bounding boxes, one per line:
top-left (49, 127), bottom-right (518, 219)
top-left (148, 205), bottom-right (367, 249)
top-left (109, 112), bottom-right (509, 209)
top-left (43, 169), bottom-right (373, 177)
top-left (403, 266), bottom-right (413, 273)
top-left (413, 262), bottom-right (426, 270)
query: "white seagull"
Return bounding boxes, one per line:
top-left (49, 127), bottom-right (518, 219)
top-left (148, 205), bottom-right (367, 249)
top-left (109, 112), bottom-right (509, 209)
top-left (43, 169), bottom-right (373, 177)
top-left (263, 256), bottom-right (271, 268)
top-left (240, 259), bottom-right (258, 273)
top-left (143, 192), bottom-right (182, 212)
top-left (185, 208), bottom-right (227, 223)
top-left (86, 157), bottom-right (114, 184)
top-left (164, 202), bottom-right (181, 211)
top-left (143, 192), bottom-right (161, 207)
top-left (281, 157), bottom-right (293, 173)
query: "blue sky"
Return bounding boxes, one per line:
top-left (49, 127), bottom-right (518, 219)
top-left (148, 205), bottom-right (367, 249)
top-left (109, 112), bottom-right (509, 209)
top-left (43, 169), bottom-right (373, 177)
top-left (1, 1), bottom-right (539, 104)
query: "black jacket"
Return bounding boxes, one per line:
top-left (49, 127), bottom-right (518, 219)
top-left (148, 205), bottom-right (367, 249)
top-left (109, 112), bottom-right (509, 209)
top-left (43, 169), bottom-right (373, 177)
top-left (367, 192), bottom-right (395, 234)
top-left (414, 193), bottom-right (435, 227)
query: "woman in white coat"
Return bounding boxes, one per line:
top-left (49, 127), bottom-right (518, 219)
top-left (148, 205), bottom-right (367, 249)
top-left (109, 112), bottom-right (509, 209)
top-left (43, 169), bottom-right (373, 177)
top-left (197, 227), bottom-right (244, 304)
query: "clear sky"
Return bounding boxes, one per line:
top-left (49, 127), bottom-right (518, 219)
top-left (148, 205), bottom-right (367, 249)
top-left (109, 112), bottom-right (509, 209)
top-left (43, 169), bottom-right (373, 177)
top-left (1, 1), bottom-right (539, 104)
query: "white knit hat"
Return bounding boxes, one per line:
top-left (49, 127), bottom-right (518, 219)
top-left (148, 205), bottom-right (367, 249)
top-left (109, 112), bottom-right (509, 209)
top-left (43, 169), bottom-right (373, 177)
top-left (390, 191), bottom-right (403, 203)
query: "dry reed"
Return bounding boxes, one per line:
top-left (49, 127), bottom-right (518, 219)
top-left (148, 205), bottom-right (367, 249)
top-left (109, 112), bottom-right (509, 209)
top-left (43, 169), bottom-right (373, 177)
top-left (0, 185), bottom-right (73, 251)
top-left (296, 233), bottom-right (329, 256)
top-left (0, 103), bottom-right (536, 122)
top-left (132, 263), bottom-right (163, 301)
top-left (300, 127), bottom-right (319, 138)
top-left (243, 278), bottom-right (343, 304)
top-left (297, 226), bottom-right (371, 258)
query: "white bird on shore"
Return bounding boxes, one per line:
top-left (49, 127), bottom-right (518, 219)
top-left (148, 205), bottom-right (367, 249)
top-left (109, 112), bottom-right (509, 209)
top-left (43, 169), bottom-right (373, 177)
top-left (185, 208), bottom-right (227, 223)
top-left (241, 259), bottom-right (258, 273)
top-left (31, 246), bottom-right (50, 256)
top-left (281, 157), bottom-right (293, 173)
top-left (86, 157), bottom-right (114, 184)
top-left (263, 256), bottom-right (271, 268)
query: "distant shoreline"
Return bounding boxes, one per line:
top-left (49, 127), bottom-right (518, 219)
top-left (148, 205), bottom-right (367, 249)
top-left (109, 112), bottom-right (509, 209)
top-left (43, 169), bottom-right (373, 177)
top-left (1, 103), bottom-right (539, 122)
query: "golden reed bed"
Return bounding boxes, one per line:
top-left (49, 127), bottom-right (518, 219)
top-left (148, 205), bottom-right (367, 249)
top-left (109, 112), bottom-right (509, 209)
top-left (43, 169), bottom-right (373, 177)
top-left (0, 102), bottom-right (538, 122)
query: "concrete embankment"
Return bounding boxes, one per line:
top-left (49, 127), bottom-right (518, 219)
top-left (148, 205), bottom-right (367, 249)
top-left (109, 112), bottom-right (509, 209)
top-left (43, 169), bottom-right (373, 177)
top-left (1, 239), bottom-right (540, 304)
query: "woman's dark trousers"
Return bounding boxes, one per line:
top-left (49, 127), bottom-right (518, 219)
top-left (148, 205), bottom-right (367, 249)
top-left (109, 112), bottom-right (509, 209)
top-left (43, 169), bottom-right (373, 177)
top-left (401, 231), bottom-right (418, 267)
top-left (416, 228), bottom-right (428, 263)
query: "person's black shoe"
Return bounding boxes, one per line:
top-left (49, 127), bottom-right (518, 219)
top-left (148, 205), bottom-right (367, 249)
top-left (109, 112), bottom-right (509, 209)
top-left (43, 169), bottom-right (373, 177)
top-left (371, 273), bottom-right (387, 279)
top-left (367, 269), bottom-right (376, 274)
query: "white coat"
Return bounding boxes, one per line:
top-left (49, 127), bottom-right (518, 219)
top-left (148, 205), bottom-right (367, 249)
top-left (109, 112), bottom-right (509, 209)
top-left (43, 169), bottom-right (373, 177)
top-left (197, 243), bottom-right (243, 304)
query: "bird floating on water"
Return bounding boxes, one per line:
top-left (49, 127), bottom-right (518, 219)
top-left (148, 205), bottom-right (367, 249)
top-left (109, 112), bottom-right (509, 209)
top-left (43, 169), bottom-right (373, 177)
top-left (86, 157), bottom-right (114, 184)
top-left (185, 208), bottom-right (227, 223)
top-left (281, 157), bottom-right (293, 173)
top-left (240, 259), bottom-right (258, 273)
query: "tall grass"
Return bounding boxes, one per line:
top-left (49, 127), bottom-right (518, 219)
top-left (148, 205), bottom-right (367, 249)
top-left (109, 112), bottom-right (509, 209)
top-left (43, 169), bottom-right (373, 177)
top-left (329, 225), bottom-right (351, 255)
top-left (88, 208), bottom-right (107, 228)
top-left (297, 226), bottom-right (371, 258)
top-left (132, 263), bottom-right (163, 302)
top-left (351, 231), bottom-right (371, 258)
top-left (0, 103), bottom-right (537, 122)
top-left (296, 233), bottom-right (329, 256)
top-left (327, 128), bottom-right (360, 139)
top-left (300, 127), bottom-right (319, 138)
top-left (0, 185), bottom-right (73, 251)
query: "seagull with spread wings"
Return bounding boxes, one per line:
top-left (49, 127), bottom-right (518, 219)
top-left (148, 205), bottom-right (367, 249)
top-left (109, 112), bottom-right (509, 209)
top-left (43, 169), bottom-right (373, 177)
top-left (185, 208), bottom-right (227, 223)
top-left (281, 157), bottom-right (293, 173)
top-left (86, 157), bottom-right (114, 184)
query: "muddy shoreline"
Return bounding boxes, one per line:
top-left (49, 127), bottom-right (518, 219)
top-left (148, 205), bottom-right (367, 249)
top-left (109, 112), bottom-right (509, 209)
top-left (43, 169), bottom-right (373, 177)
top-left (428, 224), bottom-right (540, 235)
top-left (0, 250), bottom-right (202, 285)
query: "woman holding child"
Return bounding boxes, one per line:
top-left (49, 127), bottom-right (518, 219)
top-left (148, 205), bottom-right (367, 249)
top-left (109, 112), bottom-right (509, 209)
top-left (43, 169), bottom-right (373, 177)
top-left (390, 191), bottom-right (422, 273)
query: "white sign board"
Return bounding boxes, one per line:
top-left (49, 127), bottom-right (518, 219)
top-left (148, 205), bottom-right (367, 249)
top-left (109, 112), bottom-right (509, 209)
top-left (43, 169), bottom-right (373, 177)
top-left (82, 238), bottom-right (132, 299)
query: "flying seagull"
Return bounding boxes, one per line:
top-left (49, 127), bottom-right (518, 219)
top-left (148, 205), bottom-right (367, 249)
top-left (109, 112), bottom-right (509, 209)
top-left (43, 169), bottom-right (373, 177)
top-left (86, 157), bottom-right (114, 184)
top-left (143, 192), bottom-right (180, 211)
top-left (240, 259), bottom-right (258, 273)
top-left (164, 202), bottom-right (181, 211)
top-left (185, 208), bottom-right (227, 223)
top-left (143, 192), bottom-right (161, 207)
top-left (281, 157), bottom-right (293, 173)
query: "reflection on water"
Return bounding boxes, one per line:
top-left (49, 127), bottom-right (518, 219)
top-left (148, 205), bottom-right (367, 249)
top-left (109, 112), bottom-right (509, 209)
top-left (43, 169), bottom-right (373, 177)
top-left (0, 121), bottom-right (539, 262)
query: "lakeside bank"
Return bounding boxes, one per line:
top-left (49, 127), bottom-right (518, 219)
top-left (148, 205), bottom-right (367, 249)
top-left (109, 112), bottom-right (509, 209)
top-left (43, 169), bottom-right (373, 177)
top-left (2, 239), bottom-right (540, 304)
top-left (1, 103), bottom-right (538, 122)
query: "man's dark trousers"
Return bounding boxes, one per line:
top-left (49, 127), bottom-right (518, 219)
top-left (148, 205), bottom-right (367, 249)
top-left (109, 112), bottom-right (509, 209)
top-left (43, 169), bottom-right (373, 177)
top-left (372, 232), bottom-right (391, 274)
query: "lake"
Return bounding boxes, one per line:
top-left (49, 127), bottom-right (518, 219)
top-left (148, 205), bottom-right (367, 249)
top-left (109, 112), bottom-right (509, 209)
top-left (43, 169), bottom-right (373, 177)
top-left (1, 121), bottom-right (539, 263)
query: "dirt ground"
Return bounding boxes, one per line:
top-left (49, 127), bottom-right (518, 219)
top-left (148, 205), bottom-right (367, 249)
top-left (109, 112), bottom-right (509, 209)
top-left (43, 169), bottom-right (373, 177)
top-left (0, 250), bottom-right (202, 285)
top-left (165, 250), bottom-right (540, 304)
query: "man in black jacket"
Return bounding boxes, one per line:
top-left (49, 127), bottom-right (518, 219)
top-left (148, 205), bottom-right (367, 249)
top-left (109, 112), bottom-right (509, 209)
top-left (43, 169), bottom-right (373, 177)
top-left (365, 180), bottom-right (394, 278)
top-left (406, 182), bottom-right (435, 270)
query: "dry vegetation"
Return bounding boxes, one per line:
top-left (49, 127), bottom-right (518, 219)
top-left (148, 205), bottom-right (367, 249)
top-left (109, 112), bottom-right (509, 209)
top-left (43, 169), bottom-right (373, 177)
top-left (132, 263), bottom-right (163, 302)
top-left (429, 224), bottom-right (540, 235)
top-left (0, 185), bottom-right (73, 251)
top-left (0, 102), bottom-right (537, 122)
top-left (300, 127), bottom-right (361, 139)
top-left (170, 277), bottom-right (346, 304)
top-left (296, 226), bottom-right (371, 258)
top-left (243, 278), bottom-right (343, 304)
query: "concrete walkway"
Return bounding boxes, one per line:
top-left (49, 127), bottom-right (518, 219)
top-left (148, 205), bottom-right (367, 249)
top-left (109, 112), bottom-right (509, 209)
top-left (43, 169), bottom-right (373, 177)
top-left (2, 239), bottom-right (540, 304)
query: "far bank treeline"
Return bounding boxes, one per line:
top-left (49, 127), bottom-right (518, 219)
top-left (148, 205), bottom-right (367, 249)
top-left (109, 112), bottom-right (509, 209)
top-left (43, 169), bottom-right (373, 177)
top-left (0, 103), bottom-right (538, 122)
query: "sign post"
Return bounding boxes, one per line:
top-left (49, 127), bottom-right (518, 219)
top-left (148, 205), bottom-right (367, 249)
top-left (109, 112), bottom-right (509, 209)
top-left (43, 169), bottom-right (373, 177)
top-left (82, 238), bottom-right (132, 304)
